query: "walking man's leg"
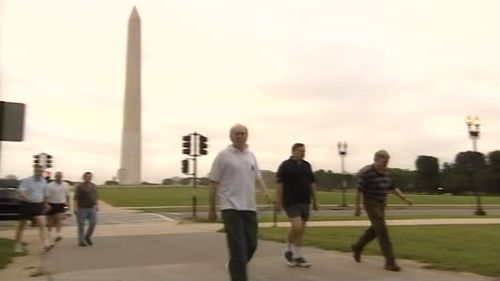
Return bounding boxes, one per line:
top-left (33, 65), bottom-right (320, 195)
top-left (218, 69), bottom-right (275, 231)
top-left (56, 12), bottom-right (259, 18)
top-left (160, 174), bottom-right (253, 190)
top-left (14, 219), bottom-right (27, 253)
top-left (222, 210), bottom-right (248, 281)
top-left (54, 212), bottom-right (64, 241)
top-left (351, 199), bottom-right (381, 263)
top-left (243, 211), bottom-right (258, 263)
top-left (85, 208), bottom-right (97, 245)
top-left (364, 199), bottom-right (399, 271)
top-left (285, 205), bottom-right (310, 267)
top-left (76, 208), bottom-right (86, 246)
top-left (371, 215), bottom-right (398, 270)
top-left (34, 215), bottom-right (53, 252)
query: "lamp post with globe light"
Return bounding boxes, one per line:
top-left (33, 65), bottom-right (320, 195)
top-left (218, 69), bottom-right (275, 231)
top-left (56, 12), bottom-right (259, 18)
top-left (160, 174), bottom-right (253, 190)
top-left (465, 116), bottom-right (486, 216)
top-left (337, 142), bottom-right (348, 207)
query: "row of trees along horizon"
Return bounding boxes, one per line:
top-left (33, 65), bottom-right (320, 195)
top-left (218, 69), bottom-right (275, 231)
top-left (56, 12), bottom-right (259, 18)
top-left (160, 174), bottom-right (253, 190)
top-left (158, 150), bottom-right (500, 195)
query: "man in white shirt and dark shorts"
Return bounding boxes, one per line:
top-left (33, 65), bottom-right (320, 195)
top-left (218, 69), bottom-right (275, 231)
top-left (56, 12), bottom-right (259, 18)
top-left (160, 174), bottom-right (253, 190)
top-left (46, 171), bottom-right (72, 243)
top-left (14, 164), bottom-right (53, 253)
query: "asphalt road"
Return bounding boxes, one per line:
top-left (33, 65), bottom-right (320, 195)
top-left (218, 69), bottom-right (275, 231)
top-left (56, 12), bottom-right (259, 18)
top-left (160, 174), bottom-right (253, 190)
top-left (160, 206), bottom-right (500, 221)
top-left (41, 228), bottom-right (496, 281)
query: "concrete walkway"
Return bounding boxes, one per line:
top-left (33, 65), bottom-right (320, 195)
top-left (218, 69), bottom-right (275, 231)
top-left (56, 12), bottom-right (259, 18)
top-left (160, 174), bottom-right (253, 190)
top-left (1, 201), bottom-right (498, 281)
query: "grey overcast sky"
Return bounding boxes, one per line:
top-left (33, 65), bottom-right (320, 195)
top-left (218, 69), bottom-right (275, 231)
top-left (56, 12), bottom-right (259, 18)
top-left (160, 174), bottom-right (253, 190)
top-left (1, 0), bottom-right (499, 184)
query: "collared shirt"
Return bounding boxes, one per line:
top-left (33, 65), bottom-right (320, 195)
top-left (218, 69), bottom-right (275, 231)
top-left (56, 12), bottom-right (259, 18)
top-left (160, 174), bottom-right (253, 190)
top-left (47, 181), bottom-right (72, 204)
top-left (357, 164), bottom-right (395, 202)
top-left (18, 176), bottom-right (48, 203)
top-left (276, 156), bottom-right (315, 207)
top-left (209, 145), bottom-right (262, 211)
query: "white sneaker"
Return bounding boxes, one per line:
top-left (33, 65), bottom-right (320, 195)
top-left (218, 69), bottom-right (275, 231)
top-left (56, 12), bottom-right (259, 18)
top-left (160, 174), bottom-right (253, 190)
top-left (14, 242), bottom-right (23, 253)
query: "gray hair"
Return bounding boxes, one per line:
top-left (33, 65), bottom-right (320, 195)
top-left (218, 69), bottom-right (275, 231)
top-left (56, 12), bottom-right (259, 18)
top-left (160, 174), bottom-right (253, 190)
top-left (229, 123), bottom-right (248, 135)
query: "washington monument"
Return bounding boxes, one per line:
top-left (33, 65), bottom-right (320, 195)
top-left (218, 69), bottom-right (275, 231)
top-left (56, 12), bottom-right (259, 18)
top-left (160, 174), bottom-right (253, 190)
top-left (119, 7), bottom-right (141, 185)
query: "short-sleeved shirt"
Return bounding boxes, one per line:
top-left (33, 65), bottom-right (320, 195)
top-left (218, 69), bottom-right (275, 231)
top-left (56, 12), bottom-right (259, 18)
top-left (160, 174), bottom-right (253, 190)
top-left (357, 164), bottom-right (395, 202)
top-left (18, 176), bottom-right (48, 203)
top-left (276, 157), bottom-right (315, 207)
top-left (47, 181), bottom-right (72, 204)
top-left (209, 145), bottom-right (262, 211)
top-left (74, 183), bottom-right (98, 208)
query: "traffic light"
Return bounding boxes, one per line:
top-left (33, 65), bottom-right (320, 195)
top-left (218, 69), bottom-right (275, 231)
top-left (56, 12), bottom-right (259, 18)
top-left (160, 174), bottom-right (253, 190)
top-left (199, 135), bottom-right (208, 155)
top-left (182, 135), bottom-right (191, 155)
top-left (181, 159), bottom-right (189, 174)
top-left (46, 154), bottom-right (53, 168)
top-left (33, 154), bottom-right (40, 165)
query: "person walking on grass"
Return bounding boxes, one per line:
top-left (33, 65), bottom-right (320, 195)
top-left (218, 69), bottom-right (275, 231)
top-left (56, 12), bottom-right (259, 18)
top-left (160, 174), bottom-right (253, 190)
top-left (208, 124), bottom-right (270, 281)
top-left (46, 171), bottom-right (72, 243)
top-left (276, 143), bottom-right (318, 267)
top-left (14, 164), bottom-right (53, 254)
top-left (74, 171), bottom-right (98, 247)
top-left (351, 150), bottom-right (412, 271)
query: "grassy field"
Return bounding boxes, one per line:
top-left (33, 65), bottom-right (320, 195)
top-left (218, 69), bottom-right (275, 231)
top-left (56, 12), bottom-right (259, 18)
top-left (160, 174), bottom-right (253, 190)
top-left (258, 225), bottom-right (500, 277)
top-left (98, 185), bottom-right (500, 207)
top-left (0, 238), bottom-right (25, 269)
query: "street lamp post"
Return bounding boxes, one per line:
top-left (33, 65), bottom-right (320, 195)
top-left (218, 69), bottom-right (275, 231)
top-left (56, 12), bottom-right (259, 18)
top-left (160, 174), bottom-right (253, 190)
top-left (465, 116), bottom-right (486, 216)
top-left (337, 142), bottom-right (348, 207)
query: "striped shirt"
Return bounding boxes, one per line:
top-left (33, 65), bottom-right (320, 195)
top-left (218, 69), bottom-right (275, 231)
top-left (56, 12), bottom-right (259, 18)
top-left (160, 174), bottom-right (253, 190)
top-left (357, 164), bottom-right (395, 202)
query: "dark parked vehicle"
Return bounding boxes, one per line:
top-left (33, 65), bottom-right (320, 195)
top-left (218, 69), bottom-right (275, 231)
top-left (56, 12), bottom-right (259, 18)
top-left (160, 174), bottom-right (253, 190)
top-left (0, 179), bottom-right (21, 220)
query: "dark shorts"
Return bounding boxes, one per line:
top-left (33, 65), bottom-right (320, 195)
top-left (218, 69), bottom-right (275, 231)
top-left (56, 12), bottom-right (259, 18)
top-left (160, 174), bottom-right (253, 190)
top-left (46, 203), bottom-right (67, 216)
top-left (19, 202), bottom-right (45, 220)
top-left (284, 204), bottom-right (310, 221)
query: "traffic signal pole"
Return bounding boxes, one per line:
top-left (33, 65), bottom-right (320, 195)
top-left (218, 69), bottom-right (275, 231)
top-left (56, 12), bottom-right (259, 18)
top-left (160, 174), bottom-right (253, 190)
top-left (193, 132), bottom-right (198, 188)
top-left (181, 132), bottom-right (208, 219)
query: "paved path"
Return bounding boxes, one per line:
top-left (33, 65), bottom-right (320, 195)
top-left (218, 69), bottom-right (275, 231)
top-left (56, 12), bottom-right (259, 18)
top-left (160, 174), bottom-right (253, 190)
top-left (1, 201), bottom-right (498, 281)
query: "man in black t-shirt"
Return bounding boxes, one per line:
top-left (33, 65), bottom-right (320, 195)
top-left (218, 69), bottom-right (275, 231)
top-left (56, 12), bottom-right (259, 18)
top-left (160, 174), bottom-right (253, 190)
top-left (276, 143), bottom-right (318, 267)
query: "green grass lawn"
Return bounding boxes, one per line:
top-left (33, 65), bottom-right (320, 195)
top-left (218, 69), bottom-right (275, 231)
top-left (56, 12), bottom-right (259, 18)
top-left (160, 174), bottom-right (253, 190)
top-left (0, 238), bottom-right (25, 269)
top-left (98, 185), bottom-right (500, 207)
top-left (259, 225), bottom-right (500, 277)
top-left (98, 186), bottom-right (206, 206)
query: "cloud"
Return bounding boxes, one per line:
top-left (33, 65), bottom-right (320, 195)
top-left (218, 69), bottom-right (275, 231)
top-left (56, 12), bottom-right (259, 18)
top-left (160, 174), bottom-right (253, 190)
top-left (1, 0), bottom-right (499, 184)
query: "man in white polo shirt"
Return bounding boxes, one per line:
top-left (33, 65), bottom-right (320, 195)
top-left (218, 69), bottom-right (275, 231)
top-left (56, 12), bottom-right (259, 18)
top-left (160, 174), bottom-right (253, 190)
top-left (209, 124), bottom-right (270, 281)
top-left (46, 171), bottom-right (72, 242)
top-left (14, 164), bottom-right (53, 253)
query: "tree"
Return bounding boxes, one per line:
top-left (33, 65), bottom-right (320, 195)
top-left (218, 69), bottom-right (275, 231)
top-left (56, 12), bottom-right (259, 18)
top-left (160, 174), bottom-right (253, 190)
top-left (488, 150), bottom-right (500, 170)
top-left (450, 151), bottom-right (487, 194)
top-left (162, 178), bottom-right (175, 185)
top-left (4, 174), bottom-right (17, 180)
top-left (485, 150), bottom-right (500, 194)
top-left (388, 168), bottom-right (416, 192)
top-left (454, 151), bottom-right (486, 172)
top-left (415, 155), bottom-right (439, 193)
top-left (104, 180), bottom-right (118, 185)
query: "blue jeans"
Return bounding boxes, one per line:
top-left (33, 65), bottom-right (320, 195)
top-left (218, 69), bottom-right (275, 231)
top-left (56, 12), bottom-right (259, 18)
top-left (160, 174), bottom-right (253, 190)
top-left (76, 208), bottom-right (97, 243)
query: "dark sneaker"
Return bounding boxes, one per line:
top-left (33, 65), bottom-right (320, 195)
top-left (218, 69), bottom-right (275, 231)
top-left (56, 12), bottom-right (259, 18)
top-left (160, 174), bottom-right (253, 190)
top-left (284, 251), bottom-right (294, 265)
top-left (351, 243), bottom-right (362, 263)
top-left (43, 244), bottom-right (55, 254)
top-left (293, 257), bottom-right (311, 268)
top-left (78, 241), bottom-right (87, 247)
top-left (384, 264), bottom-right (401, 272)
top-left (85, 237), bottom-right (93, 246)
